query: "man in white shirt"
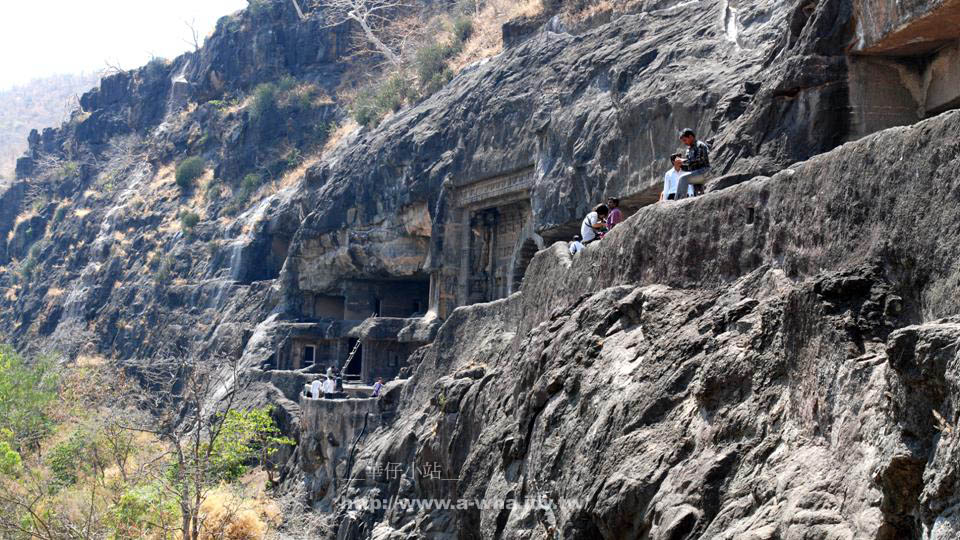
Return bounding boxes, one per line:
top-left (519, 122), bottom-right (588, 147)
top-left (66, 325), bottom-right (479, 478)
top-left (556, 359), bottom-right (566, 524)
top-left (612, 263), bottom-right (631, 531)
top-left (322, 376), bottom-right (336, 398)
top-left (309, 378), bottom-right (322, 399)
top-left (661, 153), bottom-right (696, 201)
top-left (580, 204), bottom-right (609, 244)
top-left (569, 235), bottom-right (584, 255)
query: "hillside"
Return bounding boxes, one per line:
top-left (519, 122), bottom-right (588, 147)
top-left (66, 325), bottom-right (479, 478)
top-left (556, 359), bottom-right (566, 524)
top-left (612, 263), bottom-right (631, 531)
top-left (0, 73), bottom-right (100, 180)
top-left (1, 0), bottom-right (960, 538)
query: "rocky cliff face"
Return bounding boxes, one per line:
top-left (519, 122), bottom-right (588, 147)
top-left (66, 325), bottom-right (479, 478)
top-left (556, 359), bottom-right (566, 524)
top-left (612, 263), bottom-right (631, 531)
top-left (323, 109), bottom-right (960, 538)
top-left (2, 0), bottom-right (960, 537)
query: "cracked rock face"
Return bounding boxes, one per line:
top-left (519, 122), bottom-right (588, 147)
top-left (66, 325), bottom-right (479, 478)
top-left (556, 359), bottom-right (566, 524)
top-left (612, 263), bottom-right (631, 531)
top-left (319, 262), bottom-right (960, 539)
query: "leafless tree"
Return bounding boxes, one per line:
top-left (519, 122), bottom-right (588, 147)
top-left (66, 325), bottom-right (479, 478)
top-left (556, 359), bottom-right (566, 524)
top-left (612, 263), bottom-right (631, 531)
top-left (126, 354), bottom-right (251, 540)
top-left (310, 0), bottom-right (412, 65)
top-left (0, 471), bottom-right (106, 540)
top-left (183, 19), bottom-right (203, 53)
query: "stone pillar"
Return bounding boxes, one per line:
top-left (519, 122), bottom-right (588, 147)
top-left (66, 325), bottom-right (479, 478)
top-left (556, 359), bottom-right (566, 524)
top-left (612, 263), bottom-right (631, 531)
top-left (486, 210), bottom-right (499, 300)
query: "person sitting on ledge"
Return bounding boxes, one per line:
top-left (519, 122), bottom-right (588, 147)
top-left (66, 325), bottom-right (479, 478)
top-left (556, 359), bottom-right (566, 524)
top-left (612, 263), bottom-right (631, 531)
top-left (580, 204), bottom-right (609, 245)
top-left (569, 234), bottom-right (585, 255)
top-left (661, 153), bottom-right (695, 201)
top-left (322, 375), bottom-right (336, 399)
top-left (372, 377), bottom-right (384, 398)
top-left (606, 197), bottom-right (623, 229)
top-left (677, 128), bottom-right (711, 199)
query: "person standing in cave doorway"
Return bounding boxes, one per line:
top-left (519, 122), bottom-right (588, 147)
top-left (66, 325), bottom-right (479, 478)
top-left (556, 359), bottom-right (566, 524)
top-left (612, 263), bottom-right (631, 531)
top-left (580, 204), bottom-right (609, 245)
top-left (606, 198), bottom-right (623, 230)
top-left (677, 128), bottom-right (711, 199)
top-left (372, 377), bottom-right (384, 398)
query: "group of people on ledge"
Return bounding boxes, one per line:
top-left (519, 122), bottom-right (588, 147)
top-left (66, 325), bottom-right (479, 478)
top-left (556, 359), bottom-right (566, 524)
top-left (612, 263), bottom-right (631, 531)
top-left (569, 128), bottom-right (710, 255)
top-left (305, 366), bottom-right (385, 399)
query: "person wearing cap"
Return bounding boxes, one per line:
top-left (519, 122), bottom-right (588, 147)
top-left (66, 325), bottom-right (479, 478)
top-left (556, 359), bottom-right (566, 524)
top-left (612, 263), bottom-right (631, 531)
top-left (677, 128), bottom-right (711, 200)
top-left (569, 234), bottom-right (585, 255)
top-left (660, 153), bottom-right (696, 201)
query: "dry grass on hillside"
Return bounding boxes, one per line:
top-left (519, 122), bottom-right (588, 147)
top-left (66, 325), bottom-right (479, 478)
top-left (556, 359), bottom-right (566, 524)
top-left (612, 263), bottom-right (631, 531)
top-left (450, 0), bottom-right (545, 72)
top-left (560, 0), bottom-right (646, 24)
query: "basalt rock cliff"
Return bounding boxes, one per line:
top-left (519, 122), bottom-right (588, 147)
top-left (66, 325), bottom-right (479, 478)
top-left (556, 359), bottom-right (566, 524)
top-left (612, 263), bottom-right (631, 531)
top-left (3, 0), bottom-right (960, 538)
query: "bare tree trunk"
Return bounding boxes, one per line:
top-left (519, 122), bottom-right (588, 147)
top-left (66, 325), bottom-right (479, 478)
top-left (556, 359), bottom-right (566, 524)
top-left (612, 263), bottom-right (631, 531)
top-left (347, 10), bottom-right (402, 65)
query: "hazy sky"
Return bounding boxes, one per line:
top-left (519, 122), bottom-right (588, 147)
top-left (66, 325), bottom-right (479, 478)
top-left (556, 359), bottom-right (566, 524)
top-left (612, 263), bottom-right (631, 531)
top-left (0, 0), bottom-right (249, 90)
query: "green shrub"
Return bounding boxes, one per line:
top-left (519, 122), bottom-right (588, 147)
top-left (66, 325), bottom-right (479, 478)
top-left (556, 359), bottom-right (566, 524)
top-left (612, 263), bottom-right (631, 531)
top-left (57, 161), bottom-right (79, 180)
top-left (180, 210), bottom-right (200, 230)
top-left (376, 74), bottom-right (415, 112)
top-left (277, 75), bottom-right (297, 94)
top-left (415, 42), bottom-right (457, 87)
top-left (175, 157), bottom-right (206, 190)
top-left (241, 173), bottom-right (263, 195)
top-left (250, 83), bottom-right (278, 125)
top-left (453, 17), bottom-right (474, 43)
top-left (47, 431), bottom-right (88, 490)
top-left (52, 204), bottom-right (69, 223)
top-left (19, 242), bottom-right (45, 280)
top-left (154, 256), bottom-right (174, 285)
top-left (422, 67), bottom-right (454, 97)
top-left (112, 482), bottom-right (179, 536)
top-left (225, 173), bottom-right (265, 215)
top-left (352, 88), bottom-right (384, 128)
top-left (351, 74), bottom-right (416, 128)
top-left (0, 440), bottom-right (21, 475)
top-left (0, 348), bottom-right (58, 450)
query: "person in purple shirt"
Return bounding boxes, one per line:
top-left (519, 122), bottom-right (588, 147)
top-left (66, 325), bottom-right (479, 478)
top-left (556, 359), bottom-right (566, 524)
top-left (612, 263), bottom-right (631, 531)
top-left (372, 377), bottom-right (384, 397)
top-left (606, 197), bottom-right (623, 229)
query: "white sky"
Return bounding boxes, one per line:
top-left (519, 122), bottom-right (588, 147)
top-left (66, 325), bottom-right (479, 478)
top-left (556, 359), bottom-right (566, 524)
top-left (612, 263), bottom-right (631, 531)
top-left (0, 0), bottom-right (249, 90)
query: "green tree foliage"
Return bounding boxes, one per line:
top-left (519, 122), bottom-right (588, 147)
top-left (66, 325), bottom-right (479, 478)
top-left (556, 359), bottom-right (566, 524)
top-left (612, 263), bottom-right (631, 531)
top-left (0, 347), bottom-right (58, 452)
top-left (46, 431), bottom-right (88, 490)
top-left (175, 156), bottom-right (206, 190)
top-left (210, 406), bottom-right (294, 483)
top-left (0, 439), bottom-right (21, 475)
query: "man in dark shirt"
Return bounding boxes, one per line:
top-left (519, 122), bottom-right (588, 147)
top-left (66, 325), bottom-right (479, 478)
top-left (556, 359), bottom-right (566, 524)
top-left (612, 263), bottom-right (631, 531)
top-left (676, 128), bottom-right (711, 199)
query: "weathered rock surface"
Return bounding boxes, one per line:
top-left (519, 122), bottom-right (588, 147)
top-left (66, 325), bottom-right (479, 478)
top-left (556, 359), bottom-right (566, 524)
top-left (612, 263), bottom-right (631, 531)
top-left (0, 0), bottom-right (959, 538)
top-left (300, 108), bottom-right (960, 538)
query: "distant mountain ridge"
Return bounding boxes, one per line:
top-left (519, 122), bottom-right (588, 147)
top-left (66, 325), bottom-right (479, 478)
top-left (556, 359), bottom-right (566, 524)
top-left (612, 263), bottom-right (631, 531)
top-left (0, 73), bottom-right (100, 179)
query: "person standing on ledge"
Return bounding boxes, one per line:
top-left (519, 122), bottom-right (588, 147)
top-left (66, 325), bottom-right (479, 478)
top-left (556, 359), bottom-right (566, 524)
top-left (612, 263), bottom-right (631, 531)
top-left (677, 128), bottom-right (711, 200)
top-left (580, 204), bottom-right (609, 245)
top-left (372, 377), bottom-right (384, 397)
top-left (323, 375), bottom-right (336, 399)
top-left (661, 153), bottom-right (695, 201)
top-left (606, 198), bottom-right (623, 229)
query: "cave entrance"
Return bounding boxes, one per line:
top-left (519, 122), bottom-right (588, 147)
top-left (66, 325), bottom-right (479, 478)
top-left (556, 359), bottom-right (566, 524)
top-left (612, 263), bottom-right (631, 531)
top-left (302, 345), bottom-right (315, 367)
top-left (849, 3), bottom-right (960, 139)
top-left (344, 338), bottom-right (362, 380)
top-left (510, 238), bottom-right (540, 294)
